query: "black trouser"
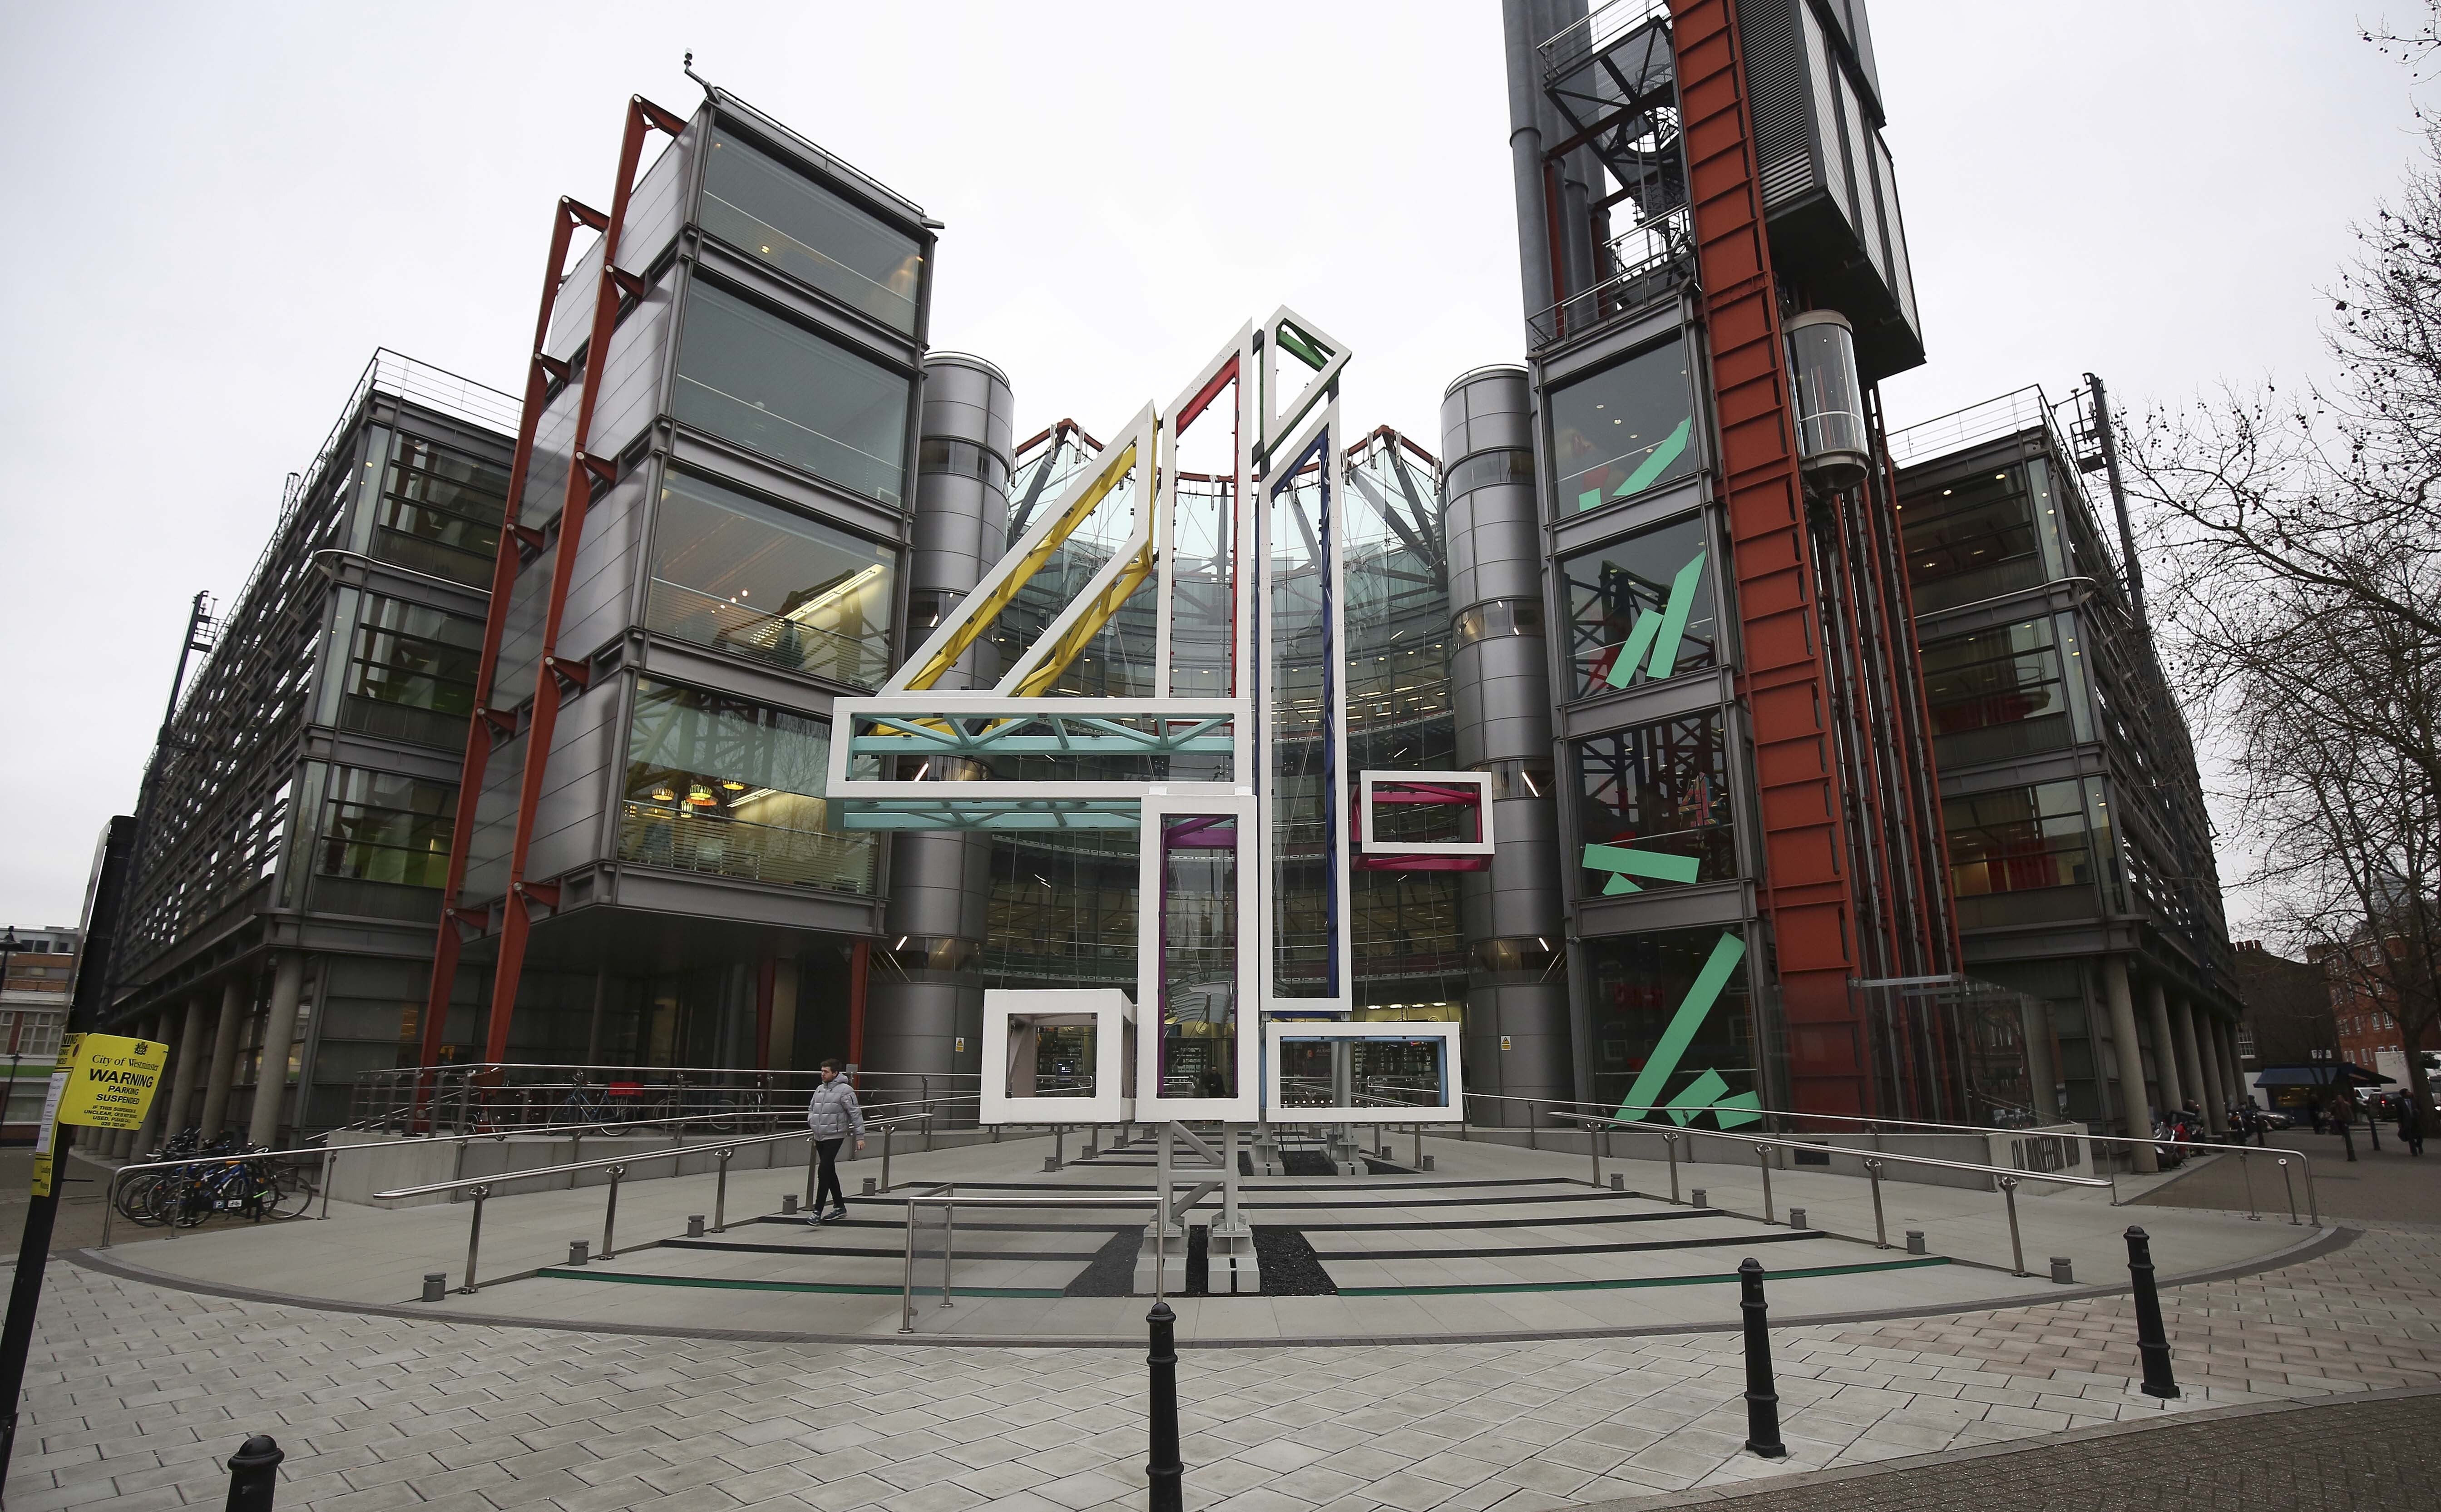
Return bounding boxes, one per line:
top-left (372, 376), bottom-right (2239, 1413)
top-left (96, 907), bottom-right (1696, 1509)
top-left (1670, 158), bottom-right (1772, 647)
top-left (2337, 1119), bottom-right (2357, 1161)
top-left (815, 1137), bottom-right (847, 1211)
top-left (2404, 1126), bottom-right (2424, 1156)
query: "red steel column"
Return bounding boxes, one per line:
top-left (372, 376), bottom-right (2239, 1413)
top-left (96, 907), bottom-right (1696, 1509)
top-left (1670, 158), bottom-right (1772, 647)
top-left (1671, 0), bottom-right (1868, 1112)
top-left (476, 95), bottom-right (687, 1066)
top-left (418, 193), bottom-right (604, 1080)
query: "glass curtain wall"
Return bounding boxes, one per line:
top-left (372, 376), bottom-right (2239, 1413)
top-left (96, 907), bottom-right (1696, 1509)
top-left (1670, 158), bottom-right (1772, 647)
top-left (310, 767), bottom-right (456, 919)
top-left (647, 469), bottom-right (897, 687)
top-left (1901, 460), bottom-right (2070, 613)
top-left (621, 678), bottom-right (876, 894)
top-left (333, 594), bottom-right (484, 748)
top-left (1548, 339), bottom-right (1699, 514)
top-left (673, 281), bottom-right (911, 505)
top-left (1574, 712), bottom-right (1737, 894)
top-left (366, 435), bottom-right (510, 588)
top-left (1943, 776), bottom-right (2122, 927)
top-left (700, 127), bottom-right (923, 335)
top-left (1559, 513), bottom-right (1718, 697)
top-left (1584, 926), bottom-right (1759, 1122)
top-left (1159, 815), bottom-right (1240, 1098)
top-left (1917, 614), bottom-right (2091, 768)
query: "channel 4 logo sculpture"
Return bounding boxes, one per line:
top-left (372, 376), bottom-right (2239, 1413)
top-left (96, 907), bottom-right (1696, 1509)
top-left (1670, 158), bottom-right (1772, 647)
top-left (827, 312), bottom-right (1472, 1127)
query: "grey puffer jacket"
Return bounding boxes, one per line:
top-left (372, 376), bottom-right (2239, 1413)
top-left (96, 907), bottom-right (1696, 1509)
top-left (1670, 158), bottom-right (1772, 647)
top-left (806, 1078), bottom-right (866, 1139)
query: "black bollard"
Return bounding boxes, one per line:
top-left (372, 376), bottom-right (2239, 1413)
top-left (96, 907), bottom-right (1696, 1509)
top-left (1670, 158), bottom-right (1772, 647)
top-left (2123, 1226), bottom-right (2180, 1399)
top-left (1737, 1259), bottom-right (1786, 1458)
top-left (1146, 1302), bottom-right (1184, 1512)
top-left (225, 1433), bottom-right (284, 1511)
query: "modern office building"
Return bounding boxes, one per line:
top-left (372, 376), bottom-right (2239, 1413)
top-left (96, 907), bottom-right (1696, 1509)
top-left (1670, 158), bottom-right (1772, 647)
top-left (113, 6), bottom-right (2237, 1144)
top-left (102, 353), bottom-right (517, 1147)
top-left (1890, 387), bottom-right (2247, 1147)
top-left (1, 926), bottom-right (79, 1137)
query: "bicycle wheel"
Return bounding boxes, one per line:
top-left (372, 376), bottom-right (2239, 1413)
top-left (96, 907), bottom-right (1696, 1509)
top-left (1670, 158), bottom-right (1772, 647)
top-left (261, 1165), bottom-right (314, 1220)
top-left (117, 1173), bottom-right (165, 1227)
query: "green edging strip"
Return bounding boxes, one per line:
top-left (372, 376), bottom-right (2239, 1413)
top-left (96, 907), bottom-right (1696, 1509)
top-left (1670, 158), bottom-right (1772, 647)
top-left (534, 1268), bottom-right (1064, 1299)
top-left (1336, 1255), bottom-right (1949, 1297)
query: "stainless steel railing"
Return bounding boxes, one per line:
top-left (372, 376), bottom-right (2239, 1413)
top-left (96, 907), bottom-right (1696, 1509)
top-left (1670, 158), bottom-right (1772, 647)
top-left (894, 1189), bottom-right (1166, 1333)
top-left (1565, 1114), bottom-right (2108, 1278)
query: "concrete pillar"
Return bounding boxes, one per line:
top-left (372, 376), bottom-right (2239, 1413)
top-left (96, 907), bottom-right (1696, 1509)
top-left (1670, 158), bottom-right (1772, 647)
top-left (2143, 978), bottom-right (2183, 1117)
top-left (1443, 366), bottom-right (1571, 1123)
top-left (247, 953), bottom-right (307, 1150)
top-left (768, 958), bottom-right (800, 1072)
top-left (2102, 957), bottom-right (2157, 1174)
top-left (198, 974), bottom-right (249, 1136)
top-left (2020, 997), bottom-right (2058, 1122)
top-left (865, 354), bottom-right (1014, 1096)
top-left (165, 996), bottom-right (211, 1140)
top-left (2181, 998), bottom-right (2227, 1134)
top-left (128, 1013), bottom-right (172, 1155)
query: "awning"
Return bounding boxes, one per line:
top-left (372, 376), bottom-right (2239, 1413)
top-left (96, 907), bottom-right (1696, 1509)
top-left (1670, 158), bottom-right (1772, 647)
top-left (2253, 1062), bottom-right (2394, 1087)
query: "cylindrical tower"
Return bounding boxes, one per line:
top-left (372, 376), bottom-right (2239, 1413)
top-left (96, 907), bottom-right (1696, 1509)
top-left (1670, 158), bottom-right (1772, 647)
top-left (1440, 366), bottom-right (1571, 1122)
top-left (861, 353), bottom-right (1015, 1103)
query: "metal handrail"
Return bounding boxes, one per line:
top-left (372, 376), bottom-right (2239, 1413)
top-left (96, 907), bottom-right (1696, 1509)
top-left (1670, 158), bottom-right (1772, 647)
top-left (1587, 1097), bottom-right (2320, 1226)
top-left (97, 1145), bottom-right (330, 1249)
top-left (895, 1190), bottom-right (1167, 1333)
top-left (1572, 1115), bottom-right (2106, 1278)
top-left (372, 1112), bottom-right (929, 1200)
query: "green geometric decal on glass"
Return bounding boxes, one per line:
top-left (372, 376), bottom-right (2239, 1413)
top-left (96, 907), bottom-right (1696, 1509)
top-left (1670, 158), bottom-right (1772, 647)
top-left (1582, 843), bottom-right (1700, 897)
top-left (1615, 930), bottom-right (1752, 1128)
top-left (1578, 416), bottom-right (1695, 512)
top-left (1601, 549), bottom-right (1706, 689)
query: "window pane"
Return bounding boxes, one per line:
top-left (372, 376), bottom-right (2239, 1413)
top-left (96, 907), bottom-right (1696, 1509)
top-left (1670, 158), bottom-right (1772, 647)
top-left (371, 436), bottom-right (509, 587)
top-left (1157, 815), bottom-right (1240, 1099)
top-left (647, 470), bottom-right (897, 688)
top-left (1943, 780), bottom-right (2091, 898)
top-left (1917, 616), bottom-right (2078, 766)
top-left (341, 595), bottom-right (485, 747)
top-left (701, 128), bottom-right (923, 334)
top-left (318, 768), bottom-right (455, 889)
top-left (1549, 340), bottom-right (1698, 513)
top-left (1900, 464), bottom-right (2046, 613)
top-left (1559, 514), bottom-right (1718, 697)
top-left (1584, 927), bottom-right (1759, 1123)
top-left (1574, 712), bottom-right (1736, 893)
top-left (620, 679), bottom-right (876, 894)
top-left (674, 282), bottom-right (910, 505)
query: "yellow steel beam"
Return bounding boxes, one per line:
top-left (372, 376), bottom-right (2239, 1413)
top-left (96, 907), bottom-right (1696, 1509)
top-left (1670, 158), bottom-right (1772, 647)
top-left (1011, 539), bottom-right (1158, 698)
top-left (903, 441), bottom-right (1138, 692)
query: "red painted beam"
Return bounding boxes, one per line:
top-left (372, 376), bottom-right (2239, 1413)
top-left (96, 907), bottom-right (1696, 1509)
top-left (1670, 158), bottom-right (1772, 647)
top-left (1670, 0), bottom-right (1866, 1113)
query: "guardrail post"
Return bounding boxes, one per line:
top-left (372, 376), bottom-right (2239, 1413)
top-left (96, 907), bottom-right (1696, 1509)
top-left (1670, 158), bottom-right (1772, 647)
top-left (1146, 1301), bottom-right (1184, 1512)
top-left (2124, 1226), bottom-right (2179, 1399)
top-left (224, 1432), bottom-right (283, 1512)
top-left (939, 1184), bottom-right (955, 1310)
top-left (899, 1192), bottom-right (918, 1334)
top-left (1664, 1130), bottom-right (1680, 1203)
top-left (881, 1124), bottom-right (894, 1193)
top-left (805, 1134), bottom-right (820, 1211)
top-left (924, 1107), bottom-right (935, 1152)
top-left (2238, 1148), bottom-right (2258, 1220)
top-left (1412, 1123), bottom-right (1423, 1170)
top-left (1754, 1142), bottom-right (1775, 1224)
top-left (1998, 1175), bottom-right (2026, 1277)
top-left (318, 1145), bottom-right (336, 1220)
top-left (458, 1185), bottom-right (490, 1294)
top-left (1587, 1120), bottom-right (1602, 1189)
top-left (1864, 1157), bottom-right (1888, 1248)
top-left (1737, 1260), bottom-right (1785, 1458)
top-left (601, 1165), bottom-right (625, 1259)
top-left (713, 1147), bottom-right (734, 1233)
top-left (2277, 1156), bottom-right (2299, 1225)
top-left (1528, 1102), bottom-right (1539, 1150)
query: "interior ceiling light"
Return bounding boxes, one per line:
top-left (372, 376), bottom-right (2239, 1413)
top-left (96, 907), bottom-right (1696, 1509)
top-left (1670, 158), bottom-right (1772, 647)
top-left (722, 779), bottom-right (746, 790)
top-left (650, 786), bottom-right (676, 802)
top-left (687, 784), bottom-right (716, 806)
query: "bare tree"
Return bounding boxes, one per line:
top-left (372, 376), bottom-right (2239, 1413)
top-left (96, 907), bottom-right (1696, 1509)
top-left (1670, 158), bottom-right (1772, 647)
top-left (2124, 10), bottom-right (2441, 1117)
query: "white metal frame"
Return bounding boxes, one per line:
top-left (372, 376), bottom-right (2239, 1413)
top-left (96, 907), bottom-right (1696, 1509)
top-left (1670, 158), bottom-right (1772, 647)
top-left (1134, 793), bottom-right (1263, 1122)
top-left (1357, 770), bottom-right (1496, 856)
top-left (978, 989), bottom-right (1133, 1126)
top-left (1261, 1019), bottom-right (1464, 1125)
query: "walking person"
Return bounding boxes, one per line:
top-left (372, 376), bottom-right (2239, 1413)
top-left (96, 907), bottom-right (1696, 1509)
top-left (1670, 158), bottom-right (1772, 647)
top-left (2329, 1087), bottom-right (2359, 1163)
top-left (2398, 1092), bottom-right (2424, 1157)
top-left (805, 1059), bottom-right (866, 1224)
top-left (2308, 1098), bottom-right (2326, 1135)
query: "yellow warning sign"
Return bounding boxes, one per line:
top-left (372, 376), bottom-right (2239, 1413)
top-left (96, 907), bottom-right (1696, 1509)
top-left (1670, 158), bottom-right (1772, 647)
top-left (56, 1033), bottom-right (168, 1131)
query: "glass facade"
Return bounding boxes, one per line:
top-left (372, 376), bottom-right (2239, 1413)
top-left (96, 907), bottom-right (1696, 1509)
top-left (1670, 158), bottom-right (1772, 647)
top-left (620, 678), bottom-right (876, 894)
top-left (1549, 339), bottom-right (1698, 514)
top-left (1157, 815), bottom-right (1240, 1098)
top-left (701, 127), bottom-right (923, 335)
top-left (673, 281), bottom-right (910, 505)
top-left (366, 435), bottom-right (509, 588)
top-left (1917, 614), bottom-right (2089, 768)
top-left (1943, 776), bottom-right (2123, 924)
top-left (315, 767), bottom-right (455, 903)
top-left (336, 594), bottom-right (484, 748)
top-left (1901, 460), bottom-right (2068, 614)
top-left (1584, 927), bottom-right (1759, 1123)
top-left (1574, 712), bottom-right (1736, 894)
top-left (646, 469), bottom-right (897, 687)
top-left (1559, 514), bottom-right (1718, 697)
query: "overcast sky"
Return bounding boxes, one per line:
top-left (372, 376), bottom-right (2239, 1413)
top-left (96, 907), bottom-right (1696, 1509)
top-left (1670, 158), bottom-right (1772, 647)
top-left (0, 2), bottom-right (2424, 932)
